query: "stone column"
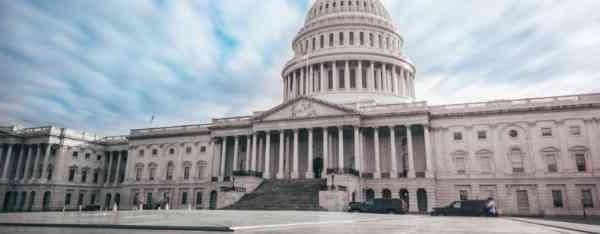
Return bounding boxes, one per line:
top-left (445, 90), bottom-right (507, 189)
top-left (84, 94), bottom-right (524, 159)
top-left (370, 62), bottom-right (375, 91)
top-left (277, 130), bottom-right (285, 179)
top-left (332, 61), bottom-right (338, 91)
top-left (300, 68), bottom-right (305, 96)
top-left (220, 137), bottom-right (227, 181)
top-left (113, 152), bottom-right (122, 185)
top-left (424, 125), bottom-right (433, 178)
top-left (374, 127), bottom-right (381, 179)
top-left (320, 63), bottom-right (325, 93)
top-left (41, 144), bottom-right (52, 181)
top-left (308, 65), bottom-right (313, 95)
top-left (1, 144), bottom-right (13, 179)
top-left (306, 128), bottom-right (314, 178)
top-left (407, 126), bottom-right (416, 178)
top-left (344, 61), bottom-right (350, 90)
top-left (104, 152), bottom-right (113, 185)
top-left (292, 129), bottom-right (299, 179)
top-left (322, 127), bottom-right (329, 178)
top-left (251, 133), bottom-right (258, 172)
top-left (15, 145), bottom-right (25, 180)
top-left (258, 135), bottom-right (264, 172)
top-left (338, 127), bottom-right (344, 170)
top-left (31, 144), bottom-right (43, 181)
top-left (400, 69), bottom-right (406, 96)
top-left (264, 132), bottom-right (271, 179)
top-left (22, 145), bottom-right (32, 181)
top-left (233, 136), bottom-right (239, 171)
top-left (292, 71), bottom-right (298, 98)
top-left (357, 61), bottom-right (363, 91)
top-left (390, 126), bottom-right (398, 178)
top-left (245, 135), bottom-right (251, 171)
top-left (354, 127), bottom-right (360, 172)
top-left (392, 65), bottom-right (398, 95)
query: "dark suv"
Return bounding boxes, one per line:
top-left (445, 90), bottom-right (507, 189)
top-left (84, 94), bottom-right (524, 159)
top-left (348, 199), bottom-right (406, 214)
top-left (430, 200), bottom-right (489, 216)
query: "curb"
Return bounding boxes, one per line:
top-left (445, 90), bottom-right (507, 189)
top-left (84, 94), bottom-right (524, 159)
top-left (0, 222), bottom-right (233, 232)
top-left (507, 218), bottom-right (600, 234)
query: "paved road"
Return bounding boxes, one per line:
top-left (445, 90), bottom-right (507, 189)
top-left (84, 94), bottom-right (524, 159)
top-left (0, 211), bottom-right (592, 234)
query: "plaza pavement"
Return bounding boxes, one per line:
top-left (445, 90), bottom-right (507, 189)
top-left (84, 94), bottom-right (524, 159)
top-left (0, 210), bottom-right (597, 234)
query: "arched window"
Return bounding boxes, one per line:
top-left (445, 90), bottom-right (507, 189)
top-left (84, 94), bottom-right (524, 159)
top-left (476, 150), bottom-right (493, 173)
top-left (196, 161), bottom-right (208, 179)
top-left (68, 166), bottom-right (77, 182)
top-left (81, 167), bottom-right (89, 183)
top-left (166, 161), bottom-right (174, 180)
top-left (382, 189), bottom-right (391, 199)
top-left (452, 151), bottom-right (467, 174)
top-left (148, 163), bottom-right (157, 181)
top-left (183, 161), bottom-right (192, 180)
top-left (510, 147), bottom-right (524, 173)
top-left (570, 146), bottom-right (589, 172)
top-left (135, 163), bottom-right (144, 181)
top-left (541, 147), bottom-right (559, 173)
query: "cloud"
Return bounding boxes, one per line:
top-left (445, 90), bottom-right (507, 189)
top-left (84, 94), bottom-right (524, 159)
top-left (0, 0), bottom-right (599, 135)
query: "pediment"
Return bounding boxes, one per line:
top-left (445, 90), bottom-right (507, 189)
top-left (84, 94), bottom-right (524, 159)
top-left (256, 97), bottom-right (358, 121)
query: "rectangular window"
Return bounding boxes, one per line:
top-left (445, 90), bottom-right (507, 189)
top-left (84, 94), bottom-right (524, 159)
top-left (78, 193), bottom-right (84, 206)
top-left (149, 168), bottom-right (156, 181)
top-left (85, 153), bottom-right (90, 160)
top-left (65, 193), bottom-right (72, 205)
top-left (68, 169), bottom-right (75, 182)
top-left (338, 69), bottom-right (345, 88)
top-left (184, 167), bottom-right (191, 180)
top-left (97, 155), bottom-right (101, 161)
top-left (139, 150), bottom-right (144, 157)
top-left (455, 157), bottom-right (466, 174)
top-left (575, 153), bottom-right (586, 172)
top-left (459, 190), bottom-right (469, 201)
top-left (72, 152), bottom-right (78, 158)
top-left (93, 171), bottom-right (99, 183)
top-left (453, 132), bottom-right (463, 141)
top-left (480, 156), bottom-right (492, 172)
top-left (369, 33), bottom-right (374, 47)
top-left (196, 192), bottom-right (203, 205)
top-left (312, 37), bottom-right (316, 50)
top-left (552, 190), bottom-right (563, 208)
top-left (91, 193), bottom-right (96, 205)
top-left (350, 69), bottom-right (356, 88)
top-left (359, 32), bottom-right (364, 45)
top-left (546, 154), bottom-right (558, 172)
top-left (339, 32), bottom-right (344, 45)
top-left (186, 147), bottom-right (192, 154)
top-left (320, 35), bottom-right (324, 48)
top-left (200, 146), bottom-right (206, 153)
top-left (570, 126), bottom-right (581, 136)
top-left (328, 70), bottom-right (334, 89)
top-left (152, 149), bottom-right (158, 155)
top-left (329, 33), bottom-right (334, 47)
top-left (136, 168), bottom-right (142, 181)
top-left (349, 32), bottom-right (354, 45)
top-left (81, 170), bottom-right (87, 183)
top-left (477, 131), bottom-right (487, 140)
top-left (541, 128), bottom-right (553, 137)
top-left (582, 190), bottom-right (594, 208)
top-left (181, 192), bottom-right (188, 205)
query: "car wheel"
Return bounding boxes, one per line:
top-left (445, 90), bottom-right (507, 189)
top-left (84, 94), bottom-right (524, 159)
top-left (387, 210), bottom-right (396, 215)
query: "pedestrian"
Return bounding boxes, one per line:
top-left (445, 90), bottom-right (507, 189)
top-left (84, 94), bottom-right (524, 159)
top-left (486, 197), bottom-right (497, 217)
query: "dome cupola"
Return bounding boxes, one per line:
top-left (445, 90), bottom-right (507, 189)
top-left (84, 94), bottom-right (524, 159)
top-left (282, 0), bottom-right (416, 104)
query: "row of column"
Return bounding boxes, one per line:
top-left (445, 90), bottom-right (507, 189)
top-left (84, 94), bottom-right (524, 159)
top-left (215, 124), bottom-right (432, 180)
top-left (283, 60), bottom-right (415, 100)
top-left (0, 144), bottom-right (53, 182)
top-left (104, 151), bottom-right (127, 186)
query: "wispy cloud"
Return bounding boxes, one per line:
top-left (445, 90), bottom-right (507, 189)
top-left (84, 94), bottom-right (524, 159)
top-left (0, 0), bottom-right (599, 135)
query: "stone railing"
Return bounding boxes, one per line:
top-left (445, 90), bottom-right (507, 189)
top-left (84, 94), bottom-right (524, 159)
top-left (62, 128), bottom-right (102, 141)
top-left (97, 135), bottom-right (128, 144)
top-left (130, 124), bottom-right (210, 136)
top-left (212, 116), bottom-right (253, 127)
top-left (429, 93), bottom-right (600, 115)
top-left (360, 101), bottom-right (428, 114)
top-left (15, 126), bottom-right (53, 136)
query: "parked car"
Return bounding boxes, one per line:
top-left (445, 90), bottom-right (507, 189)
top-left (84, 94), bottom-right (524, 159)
top-left (430, 200), bottom-right (491, 216)
top-left (348, 199), bottom-right (406, 214)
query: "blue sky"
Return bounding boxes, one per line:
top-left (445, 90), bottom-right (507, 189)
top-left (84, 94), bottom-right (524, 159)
top-left (0, 0), bottom-right (599, 135)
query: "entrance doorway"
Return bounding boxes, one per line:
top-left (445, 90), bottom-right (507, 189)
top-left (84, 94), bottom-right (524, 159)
top-left (417, 189), bottom-right (427, 212)
top-left (209, 191), bottom-right (217, 210)
top-left (313, 158), bottom-right (323, 179)
top-left (516, 190), bottom-right (530, 215)
top-left (42, 191), bottom-right (51, 211)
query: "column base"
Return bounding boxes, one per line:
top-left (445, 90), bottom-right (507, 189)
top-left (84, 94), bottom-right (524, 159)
top-left (291, 171), bottom-right (299, 179)
top-left (374, 172), bottom-right (381, 179)
top-left (305, 172), bottom-right (314, 179)
top-left (218, 176), bottom-right (224, 182)
top-left (425, 171), bottom-right (434, 178)
top-left (390, 171), bottom-right (398, 179)
top-left (262, 173), bottom-right (271, 179)
top-left (276, 172), bottom-right (285, 179)
top-left (407, 171), bottom-right (416, 178)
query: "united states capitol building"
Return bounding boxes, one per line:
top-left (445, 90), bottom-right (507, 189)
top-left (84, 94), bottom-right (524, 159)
top-left (1, 0), bottom-right (599, 216)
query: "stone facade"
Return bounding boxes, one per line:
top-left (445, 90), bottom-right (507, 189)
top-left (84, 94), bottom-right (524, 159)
top-left (1, 0), bottom-right (599, 216)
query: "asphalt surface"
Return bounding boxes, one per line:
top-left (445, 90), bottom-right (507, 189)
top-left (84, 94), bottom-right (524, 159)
top-left (0, 210), bottom-right (594, 234)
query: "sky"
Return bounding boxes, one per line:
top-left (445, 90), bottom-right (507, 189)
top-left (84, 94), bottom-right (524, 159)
top-left (0, 0), bottom-right (599, 136)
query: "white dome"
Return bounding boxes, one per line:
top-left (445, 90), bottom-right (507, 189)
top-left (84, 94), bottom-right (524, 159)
top-left (281, 0), bottom-right (416, 105)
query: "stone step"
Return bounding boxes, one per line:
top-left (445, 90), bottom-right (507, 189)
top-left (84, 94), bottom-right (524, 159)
top-left (224, 179), bottom-right (326, 211)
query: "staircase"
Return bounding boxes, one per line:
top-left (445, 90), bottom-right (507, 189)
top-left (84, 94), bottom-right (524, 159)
top-left (224, 179), bottom-right (326, 211)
